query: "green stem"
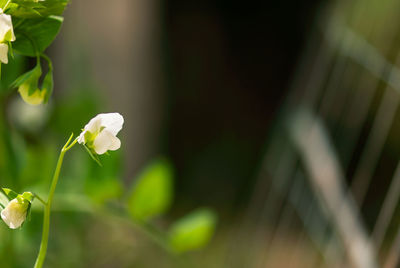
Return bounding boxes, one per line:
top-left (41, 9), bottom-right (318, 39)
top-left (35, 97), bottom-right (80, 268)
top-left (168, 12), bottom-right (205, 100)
top-left (33, 193), bottom-right (47, 206)
top-left (33, 134), bottom-right (77, 268)
top-left (2, 0), bottom-right (11, 11)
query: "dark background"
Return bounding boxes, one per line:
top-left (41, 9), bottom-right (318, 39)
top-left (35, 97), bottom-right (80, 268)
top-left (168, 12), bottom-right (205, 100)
top-left (164, 0), bottom-right (323, 213)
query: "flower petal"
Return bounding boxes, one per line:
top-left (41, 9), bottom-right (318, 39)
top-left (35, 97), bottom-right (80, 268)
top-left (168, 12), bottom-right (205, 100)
top-left (83, 115), bottom-right (102, 133)
top-left (0, 12), bottom-right (15, 43)
top-left (0, 43), bottom-right (8, 64)
top-left (98, 113), bottom-right (124, 135)
top-left (1, 199), bottom-right (27, 229)
top-left (93, 129), bottom-right (118, 154)
top-left (77, 130), bottom-right (86, 144)
top-left (78, 112), bottom-right (123, 149)
top-left (108, 136), bottom-right (121, 151)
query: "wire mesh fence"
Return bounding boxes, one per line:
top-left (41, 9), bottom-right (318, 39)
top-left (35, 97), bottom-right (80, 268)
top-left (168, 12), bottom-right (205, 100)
top-left (230, 0), bottom-right (400, 267)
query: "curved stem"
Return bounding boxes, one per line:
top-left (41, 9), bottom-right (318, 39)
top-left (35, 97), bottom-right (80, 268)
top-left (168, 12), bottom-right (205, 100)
top-left (33, 133), bottom-right (76, 268)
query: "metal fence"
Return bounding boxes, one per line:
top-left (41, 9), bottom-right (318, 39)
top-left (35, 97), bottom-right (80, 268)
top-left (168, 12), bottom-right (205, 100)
top-left (229, 0), bottom-right (400, 267)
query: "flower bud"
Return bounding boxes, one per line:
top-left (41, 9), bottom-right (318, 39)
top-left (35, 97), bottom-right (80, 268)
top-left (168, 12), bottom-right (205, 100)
top-left (1, 198), bottom-right (30, 229)
top-left (17, 65), bottom-right (46, 106)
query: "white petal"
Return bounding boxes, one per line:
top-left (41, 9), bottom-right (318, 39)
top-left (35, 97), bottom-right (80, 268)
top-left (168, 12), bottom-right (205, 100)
top-left (0, 13), bottom-right (14, 42)
top-left (0, 43), bottom-right (8, 64)
top-left (108, 136), bottom-right (121, 151)
top-left (98, 112), bottom-right (124, 135)
top-left (83, 115), bottom-right (102, 133)
top-left (93, 130), bottom-right (119, 154)
top-left (77, 130), bottom-right (86, 144)
top-left (1, 199), bottom-right (26, 229)
top-left (78, 112), bottom-right (123, 146)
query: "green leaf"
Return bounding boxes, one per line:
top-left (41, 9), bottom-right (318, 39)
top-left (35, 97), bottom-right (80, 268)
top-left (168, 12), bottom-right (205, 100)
top-left (127, 158), bottom-right (173, 221)
top-left (2, 188), bottom-right (18, 200)
top-left (7, 0), bottom-right (69, 18)
top-left (168, 208), bottom-right (217, 253)
top-left (13, 16), bottom-right (63, 57)
top-left (11, 63), bottom-right (41, 88)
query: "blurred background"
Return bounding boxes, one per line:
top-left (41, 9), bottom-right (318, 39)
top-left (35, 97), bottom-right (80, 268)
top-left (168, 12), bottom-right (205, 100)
top-left (4, 0), bottom-right (400, 267)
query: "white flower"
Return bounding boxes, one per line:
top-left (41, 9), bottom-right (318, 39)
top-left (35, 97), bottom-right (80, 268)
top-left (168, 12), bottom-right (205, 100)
top-left (1, 198), bottom-right (29, 229)
top-left (0, 9), bottom-right (15, 43)
top-left (0, 8), bottom-right (15, 64)
top-left (78, 113), bottom-right (124, 155)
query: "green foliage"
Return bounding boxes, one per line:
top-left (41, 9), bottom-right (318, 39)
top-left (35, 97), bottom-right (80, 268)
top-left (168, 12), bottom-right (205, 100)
top-left (0, 54), bottom-right (25, 94)
top-left (11, 62), bottom-right (41, 89)
top-left (128, 158), bottom-right (173, 221)
top-left (6, 0), bottom-right (68, 18)
top-left (13, 16), bottom-right (63, 57)
top-left (11, 55), bottom-right (54, 104)
top-left (84, 150), bottom-right (123, 204)
top-left (0, 0), bottom-right (68, 104)
top-left (168, 208), bottom-right (217, 253)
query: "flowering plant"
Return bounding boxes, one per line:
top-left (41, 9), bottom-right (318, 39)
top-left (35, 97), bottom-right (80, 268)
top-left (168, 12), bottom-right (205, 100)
top-left (0, 113), bottom-right (125, 267)
top-left (0, 0), bottom-right (217, 266)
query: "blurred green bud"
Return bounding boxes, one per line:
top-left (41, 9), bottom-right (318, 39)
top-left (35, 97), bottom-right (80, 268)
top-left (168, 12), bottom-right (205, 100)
top-left (13, 64), bottom-right (47, 106)
top-left (18, 82), bottom-right (46, 106)
top-left (1, 192), bottom-right (33, 229)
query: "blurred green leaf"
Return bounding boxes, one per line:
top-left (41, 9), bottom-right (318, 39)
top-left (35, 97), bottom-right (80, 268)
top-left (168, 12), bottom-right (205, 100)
top-left (7, 0), bottom-right (68, 18)
top-left (127, 158), bottom-right (173, 221)
top-left (168, 208), bottom-right (217, 253)
top-left (86, 178), bottom-right (122, 204)
top-left (13, 16), bottom-right (63, 57)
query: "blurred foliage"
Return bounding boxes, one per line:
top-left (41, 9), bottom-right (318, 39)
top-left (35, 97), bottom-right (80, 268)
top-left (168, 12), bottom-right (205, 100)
top-left (168, 208), bottom-right (217, 253)
top-left (128, 158), bottom-right (174, 222)
top-left (0, 48), bottom-right (218, 268)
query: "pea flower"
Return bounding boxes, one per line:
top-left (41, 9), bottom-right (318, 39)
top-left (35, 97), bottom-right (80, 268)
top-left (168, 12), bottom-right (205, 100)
top-left (0, 8), bottom-right (15, 64)
top-left (1, 196), bottom-right (31, 229)
top-left (77, 113), bottom-right (124, 155)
